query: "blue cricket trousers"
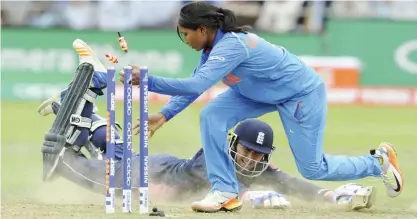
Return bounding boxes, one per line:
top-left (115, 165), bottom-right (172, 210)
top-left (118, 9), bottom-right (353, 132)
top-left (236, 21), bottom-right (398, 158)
top-left (199, 83), bottom-right (382, 194)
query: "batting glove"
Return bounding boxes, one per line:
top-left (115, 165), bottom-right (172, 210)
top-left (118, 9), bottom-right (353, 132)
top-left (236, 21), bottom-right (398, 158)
top-left (242, 191), bottom-right (291, 209)
top-left (333, 183), bottom-right (363, 204)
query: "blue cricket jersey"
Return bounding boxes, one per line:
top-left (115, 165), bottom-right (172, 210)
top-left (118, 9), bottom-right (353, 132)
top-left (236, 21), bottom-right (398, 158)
top-left (148, 30), bottom-right (324, 120)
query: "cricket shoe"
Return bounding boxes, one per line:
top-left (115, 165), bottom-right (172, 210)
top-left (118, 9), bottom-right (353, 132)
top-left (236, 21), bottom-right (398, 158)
top-left (37, 39), bottom-right (107, 116)
top-left (72, 38), bottom-right (107, 75)
top-left (371, 142), bottom-right (404, 197)
top-left (191, 191), bottom-right (242, 213)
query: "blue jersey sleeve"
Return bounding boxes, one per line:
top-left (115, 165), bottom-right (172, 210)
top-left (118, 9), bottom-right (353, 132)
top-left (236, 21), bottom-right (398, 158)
top-left (148, 35), bottom-right (248, 96)
top-left (159, 69), bottom-right (200, 121)
top-left (160, 96), bottom-right (199, 121)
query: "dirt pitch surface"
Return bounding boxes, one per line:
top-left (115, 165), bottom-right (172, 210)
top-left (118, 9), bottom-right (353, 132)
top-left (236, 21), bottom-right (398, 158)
top-left (2, 179), bottom-right (417, 219)
top-left (2, 103), bottom-right (416, 219)
top-left (2, 202), bottom-right (417, 219)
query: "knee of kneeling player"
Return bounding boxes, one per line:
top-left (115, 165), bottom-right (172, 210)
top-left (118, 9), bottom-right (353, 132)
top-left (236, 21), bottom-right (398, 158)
top-left (90, 126), bottom-right (106, 151)
top-left (297, 165), bottom-right (322, 180)
top-left (200, 106), bottom-right (214, 123)
top-left (90, 125), bottom-right (122, 153)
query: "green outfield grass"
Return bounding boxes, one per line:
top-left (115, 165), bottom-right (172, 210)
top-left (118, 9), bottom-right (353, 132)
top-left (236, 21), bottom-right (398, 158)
top-left (1, 101), bottom-right (416, 219)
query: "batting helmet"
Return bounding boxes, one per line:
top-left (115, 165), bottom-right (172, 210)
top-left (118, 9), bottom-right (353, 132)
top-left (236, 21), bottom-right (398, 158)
top-left (228, 119), bottom-right (276, 177)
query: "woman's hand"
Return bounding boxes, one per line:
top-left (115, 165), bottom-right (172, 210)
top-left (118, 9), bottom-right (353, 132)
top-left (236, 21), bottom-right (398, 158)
top-left (133, 112), bottom-right (167, 138)
top-left (119, 65), bottom-right (140, 85)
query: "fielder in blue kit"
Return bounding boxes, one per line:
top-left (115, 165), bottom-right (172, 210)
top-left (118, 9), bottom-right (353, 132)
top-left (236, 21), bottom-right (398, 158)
top-left (122, 1), bottom-right (404, 212)
top-left (37, 39), bottom-right (382, 213)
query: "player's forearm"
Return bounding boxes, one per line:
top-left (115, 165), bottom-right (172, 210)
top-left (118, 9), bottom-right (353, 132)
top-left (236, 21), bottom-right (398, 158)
top-left (280, 176), bottom-right (337, 203)
top-left (270, 171), bottom-right (334, 202)
top-left (148, 74), bottom-right (214, 96)
top-left (160, 95), bottom-right (199, 121)
top-left (281, 178), bottom-right (317, 200)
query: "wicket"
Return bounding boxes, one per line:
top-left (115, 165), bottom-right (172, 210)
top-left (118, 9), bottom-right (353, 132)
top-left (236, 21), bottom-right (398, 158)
top-left (105, 66), bottom-right (149, 214)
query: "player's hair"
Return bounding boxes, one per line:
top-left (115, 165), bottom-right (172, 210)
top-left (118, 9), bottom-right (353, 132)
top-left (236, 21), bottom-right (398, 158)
top-left (177, 2), bottom-right (251, 41)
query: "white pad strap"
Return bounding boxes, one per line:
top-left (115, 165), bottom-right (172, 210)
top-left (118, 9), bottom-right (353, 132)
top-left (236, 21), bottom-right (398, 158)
top-left (70, 115), bottom-right (92, 128)
top-left (91, 120), bottom-right (106, 133)
top-left (83, 89), bottom-right (97, 104)
top-left (66, 129), bottom-right (81, 145)
top-left (65, 89), bottom-right (97, 145)
top-left (91, 120), bottom-right (122, 133)
top-left (115, 139), bottom-right (124, 145)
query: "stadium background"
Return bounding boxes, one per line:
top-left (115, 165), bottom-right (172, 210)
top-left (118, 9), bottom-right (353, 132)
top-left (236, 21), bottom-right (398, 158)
top-left (1, 1), bottom-right (417, 218)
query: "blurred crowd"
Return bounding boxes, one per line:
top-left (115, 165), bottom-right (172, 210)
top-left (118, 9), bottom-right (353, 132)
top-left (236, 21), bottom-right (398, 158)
top-left (2, 0), bottom-right (417, 33)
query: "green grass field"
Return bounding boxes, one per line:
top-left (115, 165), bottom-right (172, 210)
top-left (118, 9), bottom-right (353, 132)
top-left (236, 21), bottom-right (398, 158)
top-left (1, 101), bottom-right (417, 219)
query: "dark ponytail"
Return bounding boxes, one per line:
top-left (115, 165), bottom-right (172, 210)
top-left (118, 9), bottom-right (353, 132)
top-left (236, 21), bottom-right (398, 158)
top-left (216, 8), bottom-right (251, 33)
top-left (177, 2), bottom-right (251, 40)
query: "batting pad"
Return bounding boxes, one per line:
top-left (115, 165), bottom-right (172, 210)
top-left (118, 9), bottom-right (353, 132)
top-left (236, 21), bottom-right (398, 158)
top-left (42, 62), bottom-right (95, 181)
